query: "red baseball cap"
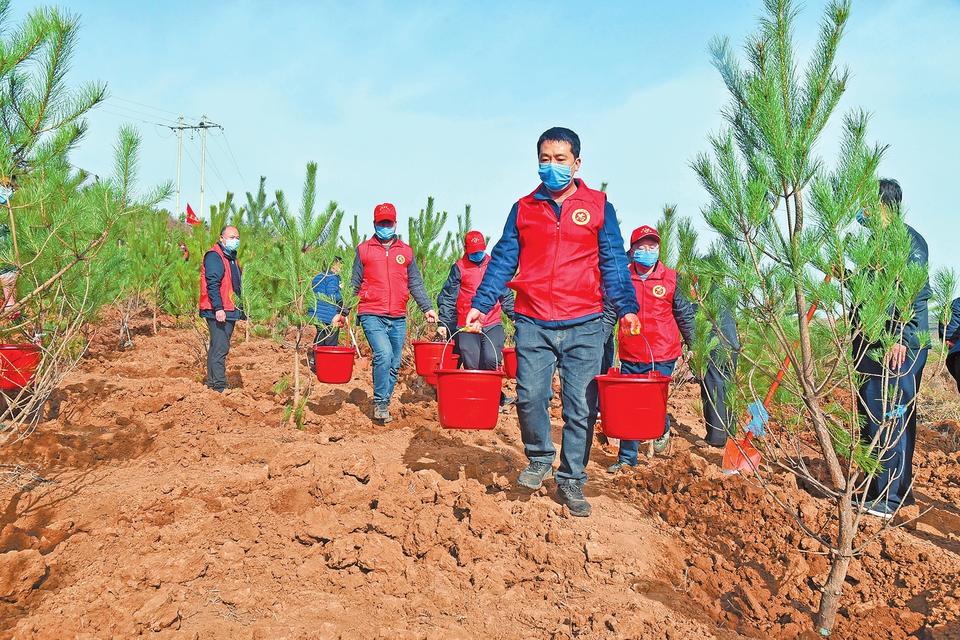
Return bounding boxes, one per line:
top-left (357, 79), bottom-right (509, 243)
top-left (464, 230), bottom-right (486, 252)
top-left (630, 225), bottom-right (660, 245)
top-left (373, 202), bottom-right (397, 224)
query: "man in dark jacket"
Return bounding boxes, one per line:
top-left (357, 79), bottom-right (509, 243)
top-left (698, 305), bottom-right (740, 447)
top-left (437, 230), bottom-right (516, 405)
top-left (199, 226), bottom-right (244, 392)
top-left (854, 178), bottom-right (930, 518)
top-left (307, 256), bottom-right (345, 370)
top-left (940, 297), bottom-right (960, 392)
top-left (466, 127), bottom-right (640, 517)
top-left (339, 203), bottom-right (437, 423)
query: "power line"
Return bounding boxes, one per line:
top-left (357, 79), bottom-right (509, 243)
top-left (211, 129), bottom-right (246, 186)
top-left (108, 96), bottom-right (201, 122)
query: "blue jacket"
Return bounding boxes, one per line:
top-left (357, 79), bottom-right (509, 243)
top-left (308, 270), bottom-right (345, 324)
top-left (472, 186), bottom-right (638, 328)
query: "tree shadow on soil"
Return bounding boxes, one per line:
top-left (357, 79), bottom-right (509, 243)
top-left (401, 426), bottom-right (534, 501)
top-left (308, 388), bottom-right (370, 416)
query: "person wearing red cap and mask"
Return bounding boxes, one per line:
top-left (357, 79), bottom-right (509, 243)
top-left (437, 230), bottom-right (516, 405)
top-left (464, 127), bottom-right (640, 517)
top-left (336, 203), bottom-right (437, 423)
top-left (607, 224), bottom-right (696, 473)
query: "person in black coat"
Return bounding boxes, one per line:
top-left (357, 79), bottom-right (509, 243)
top-left (940, 297), bottom-right (960, 392)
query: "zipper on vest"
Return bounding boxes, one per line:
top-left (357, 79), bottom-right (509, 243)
top-left (549, 208), bottom-right (561, 312)
top-left (385, 247), bottom-right (393, 313)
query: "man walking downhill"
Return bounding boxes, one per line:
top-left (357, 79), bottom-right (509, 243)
top-left (199, 226), bottom-right (245, 392)
top-left (467, 127), bottom-right (640, 517)
top-left (854, 178), bottom-right (930, 518)
top-left (339, 203), bottom-right (437, 423)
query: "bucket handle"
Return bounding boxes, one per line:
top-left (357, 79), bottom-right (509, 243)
top-left (344, 315), bottom-right (360, 354)
top-left (615, 322), bottom-right (660, 376)
top-left (440, 327), bottom-right (504, 371)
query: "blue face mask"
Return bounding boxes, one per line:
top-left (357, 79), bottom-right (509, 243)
top-left (632, 248), bottom-right (658, 268)
top-left (538, 162), bottom-right (573, 192)
top-left (855, 209), bottom-right (868, 226)
top-left (223, 237), bottom-right (240, 253)
top-left (374, 225), bottom-right (395, 241)
top-left (467, 251), bottom-right (485, 264)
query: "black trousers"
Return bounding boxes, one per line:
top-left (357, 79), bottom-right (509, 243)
top-left (455, 324), bottom-right (506, 370)
top-left (313, 323), bottom-right (340, 347)
top-left (700, 351), bottom-right (737, 446)
top-left (206, 318), bottom-right (236, 391)
top-left (948, 352), bottom-right (960, 393)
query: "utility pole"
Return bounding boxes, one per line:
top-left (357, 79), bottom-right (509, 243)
top-left (175, 116), bottom-right (183, 218)
top-left (167, 115), bottom-right (222, 222)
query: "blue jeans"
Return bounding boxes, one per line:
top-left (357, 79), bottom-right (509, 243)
top-left (359, 315), bottom-right (407, 408)
top-left (617, 359), bottom-right (676, 465)
top-left (515, 317), bottom-right (604, 485)
top-left (857, 349), bottom-right (927, 509)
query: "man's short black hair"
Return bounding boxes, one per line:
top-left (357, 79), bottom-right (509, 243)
top-left (537, 127), bottom-right (580, 158)
top-left (879, 178), bottom-right (902, 209)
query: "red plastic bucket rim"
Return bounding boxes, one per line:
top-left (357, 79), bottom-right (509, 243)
top-left (313, 345), bottom-right (356, 354)
top-left (411, 340), bottom-right (447, 347)
top-left (436, 368), bottom-right (506, 378)
top-left (0, 343), bottom-right (40, 352)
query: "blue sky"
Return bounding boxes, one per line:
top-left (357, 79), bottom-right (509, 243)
top-left (23, 0), bottom-right (960, 269)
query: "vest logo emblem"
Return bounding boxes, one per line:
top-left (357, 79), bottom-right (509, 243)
top-left (396, 254), bottom-right (406, 265)
top-left (572, 209), bottom-right (591, 225)
top-left (652, 285), bottom-right (667, 298)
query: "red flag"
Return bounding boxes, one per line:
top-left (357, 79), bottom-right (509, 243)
top-left (186, 203), bottom-right (201, 226)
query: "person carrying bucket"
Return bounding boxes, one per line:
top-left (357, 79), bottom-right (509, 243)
top-left (199, 226), bottom-right (245, 393)
top-left (436, 230), bottom-right (516, 407)
top-left (306, 256), bottom-right (346, 371)
top-left (607, 224), bottom-right (696, 473)
top-left (337, 203), bottom-right (437, 424)
top-left (466, 126), bottom-right (640, 517)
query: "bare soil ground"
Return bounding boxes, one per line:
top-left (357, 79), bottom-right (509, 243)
top-left (0, 314), bottom-right (957, 639)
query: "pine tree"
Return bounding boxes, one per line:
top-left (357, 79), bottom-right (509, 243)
top-left (246, 162), bottom-right (343, 427)
top-left (692, 0), bottom-right (926, 633)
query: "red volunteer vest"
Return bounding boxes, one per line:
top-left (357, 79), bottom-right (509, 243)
top-left (618, 262), bottom-right (682, 363)
top-left (199, 243), bottom-right (240, 311)
top-left (456, 255), bottom-right (501, 327)
top-left (509, 180), bottom-right (606, 321)
top-left (357, 237), bottom-right (414, 316)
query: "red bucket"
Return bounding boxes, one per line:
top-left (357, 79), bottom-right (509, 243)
top-left (0, 344), bottom-right (41, 391)
top-left (412, 341), bottom-right (458, 386)
top-left (313, 346), bottom-right (356, 384)
top-left (502, 347), bottom-right (517, 379)
top-left (595, 368), bottom-right (671, 440)
top-left (436, 369), bottom-right (505, 430)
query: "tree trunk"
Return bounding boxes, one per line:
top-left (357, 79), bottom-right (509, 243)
top-left (815, 492), bottom-right (856, 635)
top-left (152, 306), bottom-right (158, 335)
top-left (291, 329), bottom-right (301, 427)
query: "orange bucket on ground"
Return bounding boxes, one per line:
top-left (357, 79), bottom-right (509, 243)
top-left (595, 368), bottom-right (671, 440)
top-left (0, 344), bottom-right (41, 391)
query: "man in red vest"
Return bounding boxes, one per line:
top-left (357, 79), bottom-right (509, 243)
top-left (608, 225), bottom-right (696, 472)
top-left (466, 127), bottom-right (640, 517)
top-left (437, 230), bottom-right (516, 405)
top-left (337, 203), bottom-right (437, 423)
top-left (199, 225), bottom-right (245, 392)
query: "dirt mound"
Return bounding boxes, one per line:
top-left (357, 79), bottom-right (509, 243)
top-left (0, 316), bottom-right (957, 638)
top-left (616, 445), bottom-right (960, 639)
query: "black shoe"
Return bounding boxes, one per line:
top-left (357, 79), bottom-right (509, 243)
top-left (517, 462), bottom-right (553, 489)
top-left (556, 482), bottom-right (592, 517)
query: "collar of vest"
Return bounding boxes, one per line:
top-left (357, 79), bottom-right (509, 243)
top-left (632, 261), bottom-right (669, 281)
top-left (526, 178), bottom-right (594, 202)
